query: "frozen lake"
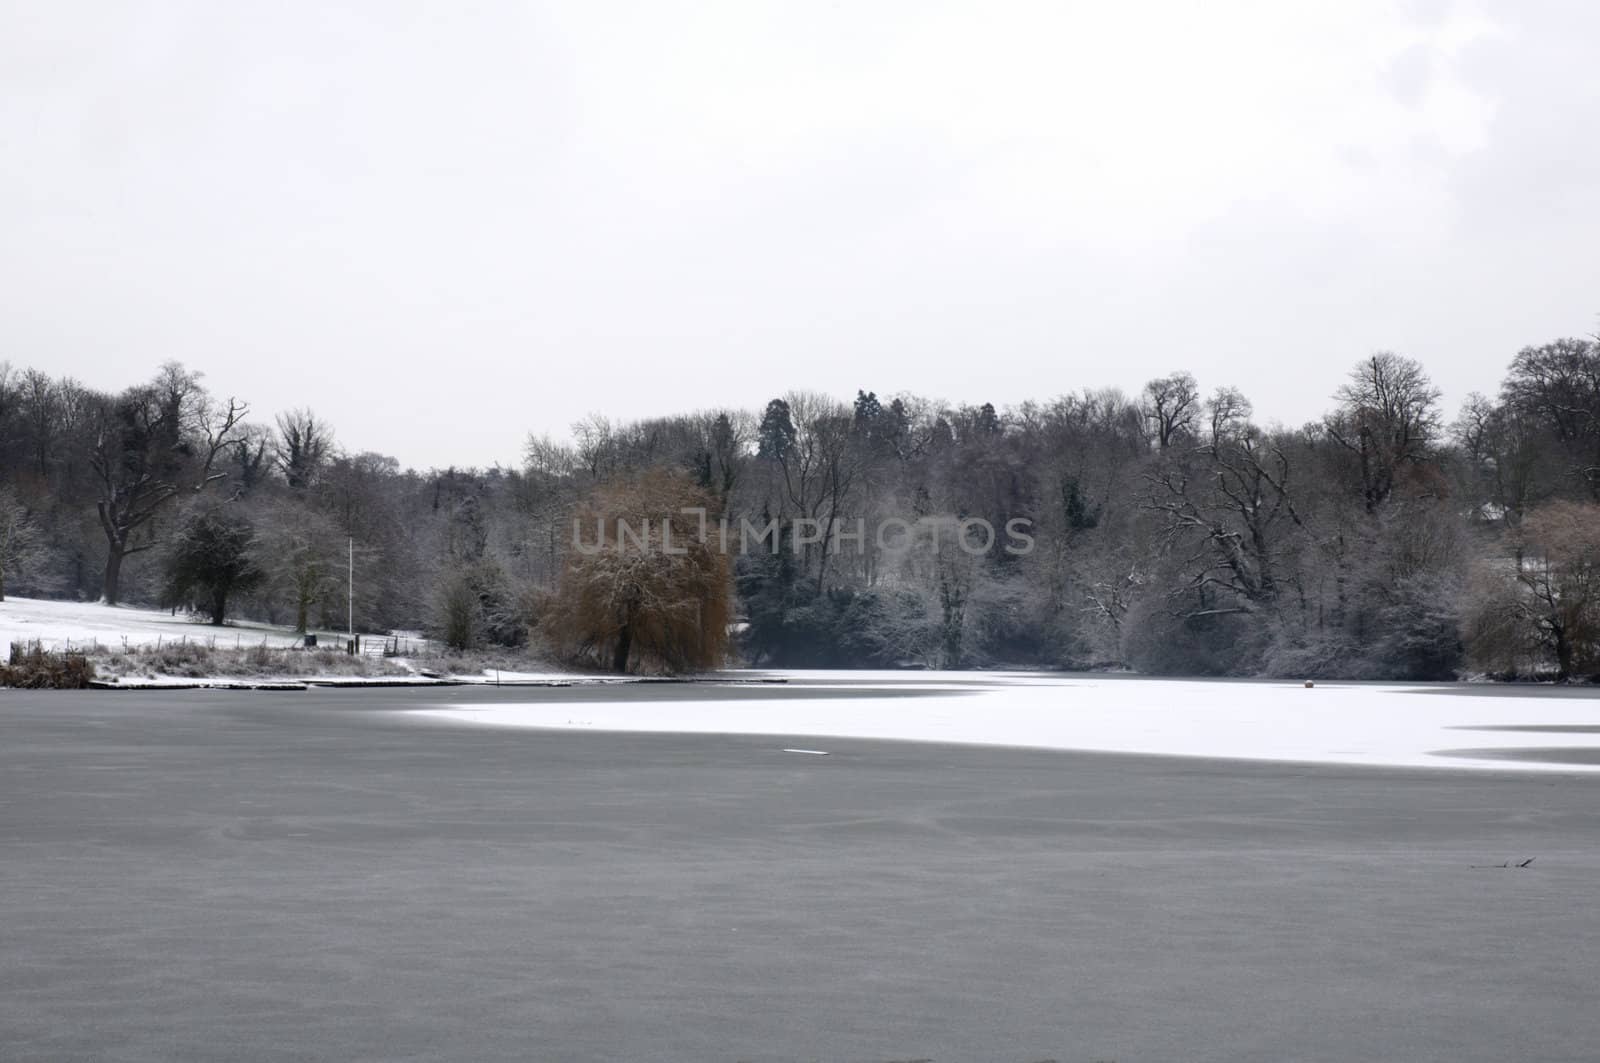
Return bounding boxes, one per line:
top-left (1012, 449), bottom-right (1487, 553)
top-left (416, 670), bottom-right (1600, 772)
top-left (3, 684), bottom-right (1598, 1061)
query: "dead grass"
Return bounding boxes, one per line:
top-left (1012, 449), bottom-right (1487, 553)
top-left (1, 642), bottom-right (95, 689)
top-left (89, 643), bottom-right (411, 680)
top-left (406, 645), bottom-right (572, 677)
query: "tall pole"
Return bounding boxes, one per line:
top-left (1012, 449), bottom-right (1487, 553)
top-left (347, 536), bottom-right (354, 642)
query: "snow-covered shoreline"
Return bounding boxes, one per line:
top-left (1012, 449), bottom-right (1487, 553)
top-left (1, 595), bottom-right (576, 685)
top-left (0, 595), bottom-right (359, 656)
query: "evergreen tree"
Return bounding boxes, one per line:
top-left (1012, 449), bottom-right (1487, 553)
top-left (757, 399), bottom-right (796, 460)
top-left (163, 506), bottom-right (264, 625)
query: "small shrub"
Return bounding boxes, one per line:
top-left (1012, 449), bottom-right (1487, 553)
top-left (1, 641), bottom-right (95, 689)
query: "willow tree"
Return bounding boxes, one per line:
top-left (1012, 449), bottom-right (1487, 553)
top-left (550, 469), bottom-right (732, 673)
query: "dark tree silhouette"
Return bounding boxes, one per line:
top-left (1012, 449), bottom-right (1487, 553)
top-left (163, 506), bottom-right (264, 625)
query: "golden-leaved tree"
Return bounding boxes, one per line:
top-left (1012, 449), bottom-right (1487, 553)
top-left (549, 469), bottom-right (731, 673)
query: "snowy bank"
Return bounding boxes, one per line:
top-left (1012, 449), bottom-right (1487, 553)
top-left (0, 595), bottom-right (357, 657)
top-left (0, 596), bottom-right (580, 684)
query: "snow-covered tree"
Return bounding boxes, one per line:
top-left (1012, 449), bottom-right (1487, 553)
top-left (257, 502), bottom-right (343, 633)
top-left (0, 485), bottom-right (41, 601)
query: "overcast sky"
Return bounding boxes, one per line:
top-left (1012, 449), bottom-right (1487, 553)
top-left (2, 1), bottom-right (1596, 469)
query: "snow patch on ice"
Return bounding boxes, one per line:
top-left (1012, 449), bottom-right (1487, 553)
top-left (413, 673), bottom-right (1600, 772)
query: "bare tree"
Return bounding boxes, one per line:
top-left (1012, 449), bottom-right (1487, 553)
top-left (1142, 371), bottom-right (1200, 449)
top-left (1452, 391), bottom-right (1547, 522)
top-left (274, 408), bottom-right (334, 490)
top-left (900, 517), bottom-right (982, 668)
top-left (0, 485), bottom-right (41, 601)
top-left (1323, 353), bottom-right (1442, 512)
top-left (89, 365), bottom-right (247, 604)
top-left (572, 414), bottom-right (618, 482)
top-left (1144, 392), bottom-right (1305, 619)
top-left (0, 361), bottom-right (12, 456)
top-left (1467, 501), bottom-right (1600, 679)
top-left (524, 433), bottom-right (580, 479)
top-left (1500, 338), bottom-right (1600, 500)
top-left (258, 502), bottom-right (343, 633)
top-left (16, 368), bottom-right (59, 479)
top-left (232, 423), bottom-right (274, 495)
top-left (696, 409), bottom-right (748, 503)
top-left (752, 392), bottom-right (864, 591)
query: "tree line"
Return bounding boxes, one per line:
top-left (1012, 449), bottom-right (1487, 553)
top-left (2, 336), bottom-right (1598, 678)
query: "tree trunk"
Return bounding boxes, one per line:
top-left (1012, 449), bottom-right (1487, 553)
top-left (295, 598), bottom-right (309, 634)
top-left (1553, 625), bottom-right (1573, 681)
top-left (211, 588), bottom-right (229, 625)
top-left (942, 628), bottom-right (962, 669)
top-left (940, 595), bottom-right (964, 669)
top-left (102, 544), bottom-right (125, 605)
top-left (612, 625), bottom-right (632, 673)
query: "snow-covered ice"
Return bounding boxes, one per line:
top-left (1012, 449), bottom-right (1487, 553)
top-left (414, 671), bottom-right (1600, 772)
